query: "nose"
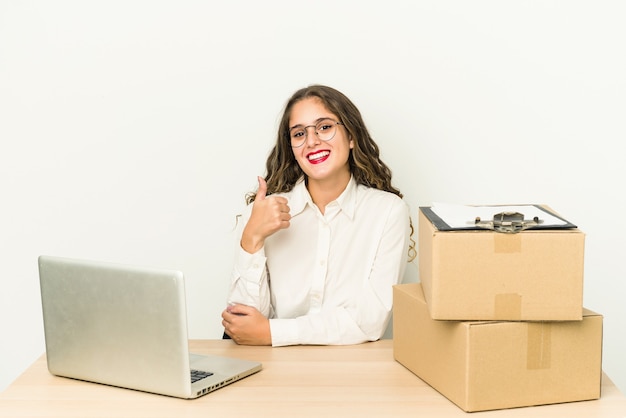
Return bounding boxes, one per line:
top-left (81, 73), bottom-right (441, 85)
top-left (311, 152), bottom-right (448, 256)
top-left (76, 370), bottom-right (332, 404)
top-left (304, 126), bottom-right (320, 147)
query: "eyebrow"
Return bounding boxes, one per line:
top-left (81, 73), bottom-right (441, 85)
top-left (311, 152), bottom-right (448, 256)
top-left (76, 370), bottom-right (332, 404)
top-left (289, 117), bottom-right (334, 130)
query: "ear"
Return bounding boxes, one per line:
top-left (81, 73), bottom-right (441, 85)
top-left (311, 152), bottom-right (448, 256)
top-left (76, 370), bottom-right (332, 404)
top-left (349, 136), bottom-right (354, 149)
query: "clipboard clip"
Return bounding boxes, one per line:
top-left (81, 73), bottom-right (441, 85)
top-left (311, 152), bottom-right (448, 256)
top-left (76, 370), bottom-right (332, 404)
top-left (474, 212), bottom-right (543, 233)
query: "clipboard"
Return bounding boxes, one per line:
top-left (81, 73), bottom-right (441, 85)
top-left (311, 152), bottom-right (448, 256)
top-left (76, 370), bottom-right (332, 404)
top-left (421, 204), bottom-right (577, 233)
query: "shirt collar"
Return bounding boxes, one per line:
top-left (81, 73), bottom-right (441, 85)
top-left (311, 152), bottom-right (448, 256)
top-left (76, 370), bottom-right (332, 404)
top-left (289, 176), bottom-right (358, 220)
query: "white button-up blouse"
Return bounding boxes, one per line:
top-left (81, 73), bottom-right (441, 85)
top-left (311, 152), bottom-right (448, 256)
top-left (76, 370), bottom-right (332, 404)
top-left (228, 176), bottom-right (411, 347)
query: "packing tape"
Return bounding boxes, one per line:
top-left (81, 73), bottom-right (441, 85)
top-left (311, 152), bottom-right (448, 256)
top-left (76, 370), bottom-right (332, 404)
top-left (527, 322), bottom-right (552, 370)
top-left (494, 293), bottom-right (522, 320)
top-left (493, 233), bottom-right (522, 253)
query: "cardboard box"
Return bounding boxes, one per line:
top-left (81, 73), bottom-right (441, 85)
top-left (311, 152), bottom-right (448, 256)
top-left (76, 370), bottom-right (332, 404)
top-left (393, 283), bottom-right (603, 412)
top-left (419, 206), bottom-right (585, 320)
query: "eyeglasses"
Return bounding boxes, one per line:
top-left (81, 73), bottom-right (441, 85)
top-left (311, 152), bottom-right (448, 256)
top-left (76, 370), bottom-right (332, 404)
top-left (289, 118), bottom-right (344, 148)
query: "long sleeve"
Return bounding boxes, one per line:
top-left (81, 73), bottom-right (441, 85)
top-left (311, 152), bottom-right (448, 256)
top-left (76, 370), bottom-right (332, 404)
top-left (227, 205), bottom-right (272, 318)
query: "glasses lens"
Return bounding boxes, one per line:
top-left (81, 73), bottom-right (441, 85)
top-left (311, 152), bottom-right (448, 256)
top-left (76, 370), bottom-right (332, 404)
top-left (289, 128), bottom-right (306, 147)
top-left (316, 119), bottom-right (337, 141)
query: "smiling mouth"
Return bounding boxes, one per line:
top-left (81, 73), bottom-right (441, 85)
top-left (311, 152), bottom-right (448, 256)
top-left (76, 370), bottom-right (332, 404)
top-left (307, 150), bottom-right (330, 164)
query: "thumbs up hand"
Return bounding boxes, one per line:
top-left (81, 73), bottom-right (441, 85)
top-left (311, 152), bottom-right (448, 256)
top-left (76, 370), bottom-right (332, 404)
top-left (240, 177), bottom-right (291, 254)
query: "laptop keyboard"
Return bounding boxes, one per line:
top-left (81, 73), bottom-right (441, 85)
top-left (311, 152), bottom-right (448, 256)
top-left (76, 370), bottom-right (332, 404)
top-left (190, 369), bottom-right (214, 383)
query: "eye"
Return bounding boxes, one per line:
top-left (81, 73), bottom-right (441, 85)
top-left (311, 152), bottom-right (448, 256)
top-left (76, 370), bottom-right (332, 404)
top-left (290, 129), bottom-right (305, 138)
top-left (317, 121), bottom-right (334, 132)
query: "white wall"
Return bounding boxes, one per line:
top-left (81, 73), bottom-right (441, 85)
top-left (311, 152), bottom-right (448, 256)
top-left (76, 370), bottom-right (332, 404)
top-left (1, 0), bottom-right (625, 394)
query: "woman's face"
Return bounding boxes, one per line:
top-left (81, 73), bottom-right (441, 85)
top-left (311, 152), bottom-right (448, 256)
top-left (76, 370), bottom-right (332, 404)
top-left (288, 97), bottom-right (353, 185)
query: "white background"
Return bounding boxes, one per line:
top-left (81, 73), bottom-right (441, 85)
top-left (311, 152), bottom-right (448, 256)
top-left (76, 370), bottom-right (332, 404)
top-left (1, 0), bottom-right (625, 394)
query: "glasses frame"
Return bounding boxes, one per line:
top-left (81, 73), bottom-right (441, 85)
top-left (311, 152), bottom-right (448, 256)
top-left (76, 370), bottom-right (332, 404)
top-left (289, 119), bottom-right (344, 148)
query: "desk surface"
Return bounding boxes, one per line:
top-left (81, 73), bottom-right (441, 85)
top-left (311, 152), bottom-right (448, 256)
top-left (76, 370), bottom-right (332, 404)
top-left (1, 340), bottom-right (625, 417)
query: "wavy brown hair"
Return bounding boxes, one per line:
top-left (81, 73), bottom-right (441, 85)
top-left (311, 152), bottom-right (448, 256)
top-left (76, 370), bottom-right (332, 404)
top-left (248, 84), bottom-right (416, 261)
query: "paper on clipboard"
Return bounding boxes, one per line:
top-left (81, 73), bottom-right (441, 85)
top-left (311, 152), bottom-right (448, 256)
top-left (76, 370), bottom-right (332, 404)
top-left (430, 203), bottom-right (570, 229)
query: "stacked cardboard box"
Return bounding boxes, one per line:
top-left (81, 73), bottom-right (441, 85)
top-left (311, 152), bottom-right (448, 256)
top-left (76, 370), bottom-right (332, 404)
top-left (393, 206), bottom-right (603, 412)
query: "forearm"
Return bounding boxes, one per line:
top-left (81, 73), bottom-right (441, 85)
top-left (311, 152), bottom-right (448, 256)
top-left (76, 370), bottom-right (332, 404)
top-left (269, 300), bottom-right (391, 347)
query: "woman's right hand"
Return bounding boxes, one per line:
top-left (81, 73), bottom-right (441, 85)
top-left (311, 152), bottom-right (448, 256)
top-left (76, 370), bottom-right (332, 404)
top-left (240, 176), bottom-right (291, 253)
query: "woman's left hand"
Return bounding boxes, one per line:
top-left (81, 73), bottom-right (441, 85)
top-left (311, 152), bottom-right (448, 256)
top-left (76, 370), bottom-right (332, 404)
top-left (221, 304), bottom-right (272, 346)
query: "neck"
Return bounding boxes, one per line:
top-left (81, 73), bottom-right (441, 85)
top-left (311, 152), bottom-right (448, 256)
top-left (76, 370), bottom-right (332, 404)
top-left (307, 172), bottom-right (351, 214)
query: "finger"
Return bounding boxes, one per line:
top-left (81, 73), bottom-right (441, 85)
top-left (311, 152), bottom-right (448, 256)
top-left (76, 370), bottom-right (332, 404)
top-left (256, 176), bottom-right (267, 201)
top-left (274, 199), bottom-right (289, 212)
top-left (228, 303), bottom-right (250, 316)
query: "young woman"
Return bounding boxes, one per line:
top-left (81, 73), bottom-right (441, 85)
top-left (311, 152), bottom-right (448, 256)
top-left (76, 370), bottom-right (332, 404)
top-left (221, 85), bottom-right (415, 346)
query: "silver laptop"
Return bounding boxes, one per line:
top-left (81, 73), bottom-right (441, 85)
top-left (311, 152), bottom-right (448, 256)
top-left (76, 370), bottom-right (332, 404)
top-left (38, 255), bottom-right (262, 399)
